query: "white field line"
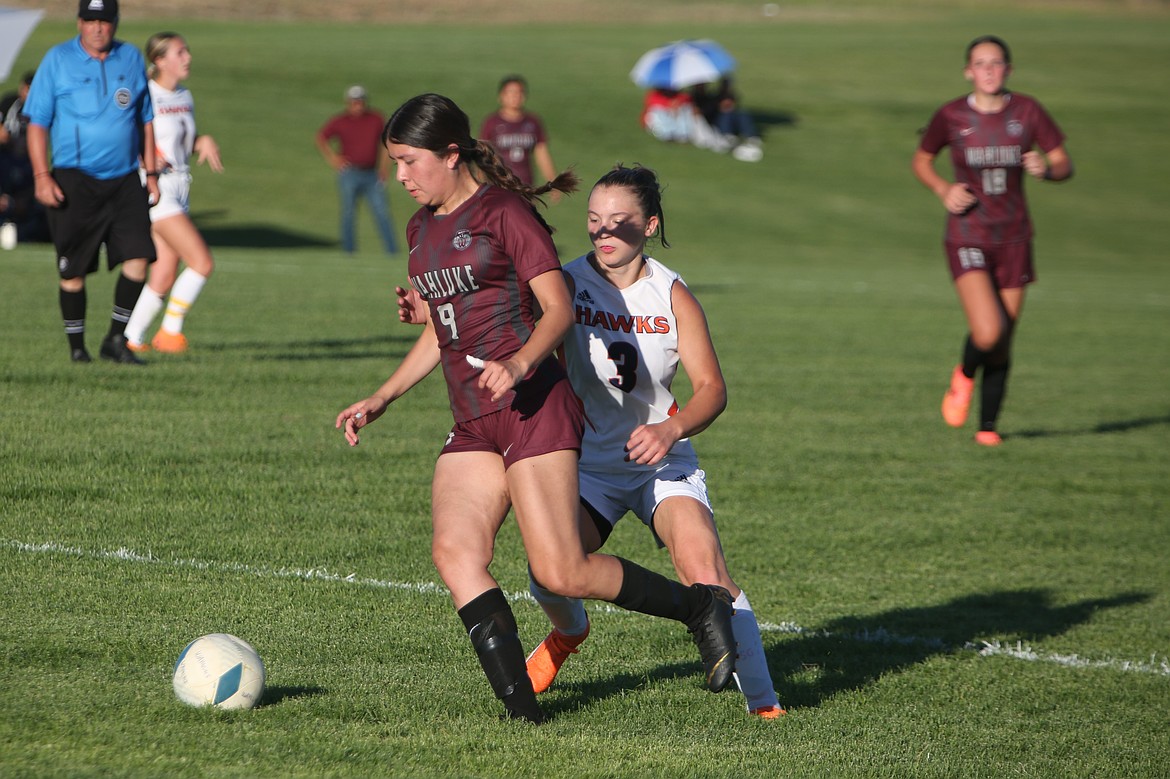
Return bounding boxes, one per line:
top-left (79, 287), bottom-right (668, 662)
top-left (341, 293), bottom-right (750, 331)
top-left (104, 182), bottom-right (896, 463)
top-left (7, 538), bottom-right (1169, 678)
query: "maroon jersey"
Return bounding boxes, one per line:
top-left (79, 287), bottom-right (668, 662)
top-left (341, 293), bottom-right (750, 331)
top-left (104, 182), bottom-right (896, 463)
top-left (406, 185), bottom-right (565, 422)
top-left (919, 92), bottom-right (1064, 246)
top-left (478, 112), bottom-right (547, 186)
top-left (316, 110), bottom-right (386, 169)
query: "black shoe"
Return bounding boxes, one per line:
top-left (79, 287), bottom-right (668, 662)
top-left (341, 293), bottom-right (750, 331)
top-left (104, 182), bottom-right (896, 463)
top-left (100, 334), bottom-right (145, 365)
top-left (71, 348), bottom-right (92, 363)
top-left (687, 584), bottom-right (737, 692)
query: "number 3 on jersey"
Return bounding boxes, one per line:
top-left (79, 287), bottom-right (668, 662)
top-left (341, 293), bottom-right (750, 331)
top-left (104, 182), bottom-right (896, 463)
top-left (607, 341), bottom-right (638, 393)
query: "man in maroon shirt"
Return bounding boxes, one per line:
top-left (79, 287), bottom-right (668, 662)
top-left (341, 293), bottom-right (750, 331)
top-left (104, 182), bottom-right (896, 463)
top-left (315, 85), bottom-right (397, 254)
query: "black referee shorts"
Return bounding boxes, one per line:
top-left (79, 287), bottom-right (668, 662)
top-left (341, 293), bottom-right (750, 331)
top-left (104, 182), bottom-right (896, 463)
top-left (47, 168), bottom-right (156, 279)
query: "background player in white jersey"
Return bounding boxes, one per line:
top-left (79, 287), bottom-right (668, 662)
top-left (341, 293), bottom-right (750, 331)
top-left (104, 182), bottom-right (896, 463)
top-left (124, 32), bottom-right (223, 355)
top-left (524, 164), bottom-right (784, 718)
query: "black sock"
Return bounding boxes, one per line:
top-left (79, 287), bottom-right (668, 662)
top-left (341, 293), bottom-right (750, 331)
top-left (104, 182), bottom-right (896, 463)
top-left (611, 557), bottom-right (707, 626)
top-left (961, 335), bottom-right (988, 379)
top-left (458, 588), bottom-right (544, 724)
top-left (60, 287), bottom-right (87, 352)
top-left (109, 274), bottom-right (144, 338)
top-left (980, 360), bottom-right (1011, 431)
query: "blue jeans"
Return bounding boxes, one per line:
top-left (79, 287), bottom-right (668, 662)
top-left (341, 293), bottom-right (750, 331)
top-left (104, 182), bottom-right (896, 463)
top-left (338, 167), bottom-right (397, 254)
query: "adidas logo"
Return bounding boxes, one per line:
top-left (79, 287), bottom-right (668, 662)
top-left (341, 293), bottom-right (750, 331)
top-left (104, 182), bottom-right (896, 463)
top-left (576, 288), bottom-right (595, 305)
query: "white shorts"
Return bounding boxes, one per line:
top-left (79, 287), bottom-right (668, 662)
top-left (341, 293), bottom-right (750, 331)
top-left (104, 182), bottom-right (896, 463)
top-left (147, 170), bottom-right (191, 222)
top-left (579, 462), bottom-right (712, 548)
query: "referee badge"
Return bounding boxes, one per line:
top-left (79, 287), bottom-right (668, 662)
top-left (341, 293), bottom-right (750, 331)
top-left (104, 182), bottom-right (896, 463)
top-left (115, 88), bottom-right (132, 110)
top-left (452, 229), bottom-right (472, 251)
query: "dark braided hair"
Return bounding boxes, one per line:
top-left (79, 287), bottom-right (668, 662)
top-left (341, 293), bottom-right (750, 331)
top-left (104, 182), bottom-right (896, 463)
top-left (383, 93), bottom-right (578, 232)
top-left (592, 163), bottom-right (669, 248)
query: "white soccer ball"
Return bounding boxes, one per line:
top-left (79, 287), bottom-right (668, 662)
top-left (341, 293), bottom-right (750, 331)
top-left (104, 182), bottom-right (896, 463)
top-left (172, 633), bottom-right (266, 710)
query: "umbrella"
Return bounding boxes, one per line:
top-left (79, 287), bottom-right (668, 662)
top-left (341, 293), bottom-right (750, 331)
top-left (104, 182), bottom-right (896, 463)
top-left (630, 39), bottom-right (736, 91)
top-left (0, 7), bottom-right (44, 83)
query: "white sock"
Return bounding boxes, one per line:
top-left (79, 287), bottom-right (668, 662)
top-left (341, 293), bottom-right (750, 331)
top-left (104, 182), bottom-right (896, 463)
top-left (731, 590), bottom-right (780, 711)
top-left (528, 573), bottom-right (589, 636)
top-left (123, 287), bottom-right (165, 347)
top-left (160, 269), bottom-right (207, 335)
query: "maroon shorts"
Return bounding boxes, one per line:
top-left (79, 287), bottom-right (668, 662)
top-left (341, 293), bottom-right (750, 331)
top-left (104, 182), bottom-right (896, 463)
top-left (945, 241), bottom-right (1035, 289)
top-left (440, 377), bottom-right (583, 469)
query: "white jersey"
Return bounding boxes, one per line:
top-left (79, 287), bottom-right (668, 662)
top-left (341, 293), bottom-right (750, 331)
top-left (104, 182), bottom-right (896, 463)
top-left (564, 254), bottom-right (699, 474)
top-left (149, 80), bottom-right (196, 173)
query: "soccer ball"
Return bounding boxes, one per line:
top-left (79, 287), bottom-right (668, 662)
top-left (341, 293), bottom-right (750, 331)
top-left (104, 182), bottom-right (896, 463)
top-left (172, 633), bottom-right (266, 710)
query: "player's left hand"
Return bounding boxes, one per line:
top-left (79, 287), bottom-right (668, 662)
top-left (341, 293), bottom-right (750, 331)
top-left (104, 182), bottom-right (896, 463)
top-left (624, 422), bottom-right (677, 466)
top-left (195, 135), bottom-right (224, 173)
top-left (1022, 150), bottom-right (1047, 179)
top-left (465, 354), bottom-right (522, 402)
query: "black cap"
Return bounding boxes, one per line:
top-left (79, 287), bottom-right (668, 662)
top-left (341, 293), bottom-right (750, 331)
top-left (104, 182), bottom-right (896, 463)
top-left (78, 0), bottom-right (119, 21)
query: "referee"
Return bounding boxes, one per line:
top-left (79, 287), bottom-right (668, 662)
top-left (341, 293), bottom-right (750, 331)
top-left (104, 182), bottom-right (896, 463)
top-left (24, 0), bottom-right (160, 364)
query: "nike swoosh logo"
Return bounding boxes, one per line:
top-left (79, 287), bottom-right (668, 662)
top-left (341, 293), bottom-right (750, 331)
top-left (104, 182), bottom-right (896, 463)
top-left (503, 443), bottom-right (514, 457)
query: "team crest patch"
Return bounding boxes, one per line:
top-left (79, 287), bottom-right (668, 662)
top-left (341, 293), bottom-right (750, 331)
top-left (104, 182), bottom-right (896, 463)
top-left (452, 229), bottom-right (472, 251)
top-left (114, 88), bottom-right (132, 109)
top-left (58, 256), bottom-right (69, 273)
top-left (1007, 119), bottom-right (1023, 137)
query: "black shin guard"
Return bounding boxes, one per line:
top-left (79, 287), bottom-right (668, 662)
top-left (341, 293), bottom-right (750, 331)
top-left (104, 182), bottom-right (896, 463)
top-left (612, 556), bottom-right (701, 624)
top-left (458, 589), bottom-right (544, 724)
top-left (980, 360), bottom-right (1011, 431)
top-left (961, 335), bottom-right (988, 379)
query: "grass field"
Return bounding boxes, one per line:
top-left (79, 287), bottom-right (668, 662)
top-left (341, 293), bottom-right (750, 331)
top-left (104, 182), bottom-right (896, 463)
top-left (2, 3), bottom-right (1168, 777)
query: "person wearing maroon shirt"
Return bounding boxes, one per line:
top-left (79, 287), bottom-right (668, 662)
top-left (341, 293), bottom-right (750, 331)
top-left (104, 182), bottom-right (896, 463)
top-left (335, 94), bottom-right (737, 724)
top-left (315, 85), bottom-right (397, 254)
top-left (913, 35), bottom-right (1073, 446)
top-left (478, 75), bottom-right (556, 188)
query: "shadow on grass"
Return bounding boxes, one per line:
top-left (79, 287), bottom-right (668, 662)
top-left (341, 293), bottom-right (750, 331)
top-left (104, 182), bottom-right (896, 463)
top-left (259, 684), bottom-right (327, 707)
top-left (543, 588), bottom-right (1149, 717)
top-left (196, 334), bottom-right (413, 362)
top-left (198, 224), bottom-right (335, 249)
top-left (1011, 415), bottom-right (1170, 440)
top-left (770, 588), bottom-right (1151, 710)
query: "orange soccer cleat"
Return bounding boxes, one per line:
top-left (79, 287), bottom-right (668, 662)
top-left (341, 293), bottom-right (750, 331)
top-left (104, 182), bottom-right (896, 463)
top-left (151, 329), bottom-right (189, 354)
top-left (525, 622), bottom-right (589, 694)
top-left (974, 430), bottom-right (1003, 447)
top-left (941, 365), bottom-right (974, 427)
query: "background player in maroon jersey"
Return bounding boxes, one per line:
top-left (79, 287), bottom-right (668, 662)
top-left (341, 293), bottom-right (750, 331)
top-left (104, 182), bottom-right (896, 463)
top-left (335, 94), bottom-right (737, 723)
top-left (912, 35), bottom-right (1073, 445)
top-left (478, 75), bottom-right (557, 188)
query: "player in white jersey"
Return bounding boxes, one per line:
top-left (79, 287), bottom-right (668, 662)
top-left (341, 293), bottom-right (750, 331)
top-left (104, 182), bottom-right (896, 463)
top-left (522, 164), bottom-right (784, 718)
top-left (124, 32), bottom-right (222, 355)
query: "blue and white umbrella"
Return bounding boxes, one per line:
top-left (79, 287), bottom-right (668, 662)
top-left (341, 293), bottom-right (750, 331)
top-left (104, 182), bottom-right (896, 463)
top-left (630, 39), bottom-right (737, 90)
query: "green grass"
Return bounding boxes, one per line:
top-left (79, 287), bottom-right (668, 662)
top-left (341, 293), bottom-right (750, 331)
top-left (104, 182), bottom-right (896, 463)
top-left (2, 4), bottom-right (1169, 777)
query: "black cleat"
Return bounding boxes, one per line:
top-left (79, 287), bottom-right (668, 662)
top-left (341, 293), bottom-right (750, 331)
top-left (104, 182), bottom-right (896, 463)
top-left (100, 334), bottom-right (145, 365)
top-left (687, 584), bottom-right (737, 693)
top-left (71, 348), bottom-right (92, 363)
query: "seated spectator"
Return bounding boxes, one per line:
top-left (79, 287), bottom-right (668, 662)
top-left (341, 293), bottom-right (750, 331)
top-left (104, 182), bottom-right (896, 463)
top-left (692, 78), bottom-right (763, 162)
top-left (0, 70), bottom-right (47, 241)
top-left (640, 88), bottom-right (730, 153)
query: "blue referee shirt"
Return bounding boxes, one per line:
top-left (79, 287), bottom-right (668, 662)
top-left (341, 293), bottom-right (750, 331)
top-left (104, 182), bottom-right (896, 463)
top-left (23, 36), bottom-right (153, 180)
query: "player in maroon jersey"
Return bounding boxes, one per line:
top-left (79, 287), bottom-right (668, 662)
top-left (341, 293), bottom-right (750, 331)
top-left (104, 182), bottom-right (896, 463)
top-left (478, 75), bottom-right (556, 188)
top-left (335, 94), bottom-right (737, 723)
top-left (913, 35), bottom-right (1073, 445)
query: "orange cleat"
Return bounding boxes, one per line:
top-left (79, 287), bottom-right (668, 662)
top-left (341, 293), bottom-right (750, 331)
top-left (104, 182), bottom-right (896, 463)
top-left (151, 329), bottom-right (188, 354)
top-left (750, 705), bottom-right (787, 719)
top-left (126, 340), bottom-right (150, 354)
top-left (526, 622), bottom-right (589, 694)
top-left (941, 365), bottom-right (974, 427)
top-left (974, 430), bottom-right (1003, 447)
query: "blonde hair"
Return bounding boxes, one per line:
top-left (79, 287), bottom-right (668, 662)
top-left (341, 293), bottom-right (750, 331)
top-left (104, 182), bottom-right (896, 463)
top-left (144, 32), bottom-right (182, 79)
